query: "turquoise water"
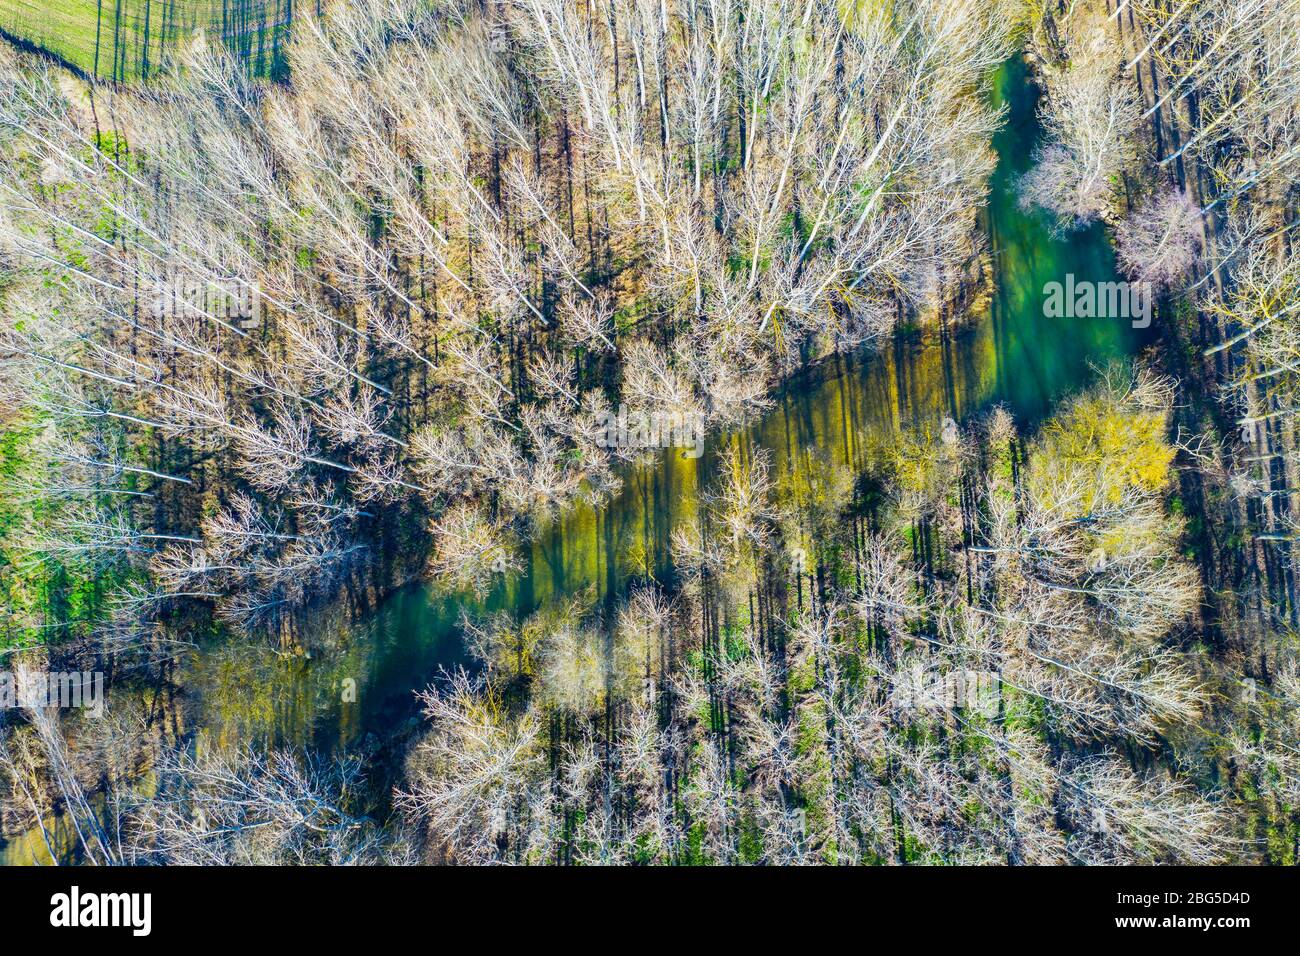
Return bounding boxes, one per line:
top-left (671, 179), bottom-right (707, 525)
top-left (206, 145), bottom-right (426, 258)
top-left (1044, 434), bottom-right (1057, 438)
top-left (0, 55), bottom-right (1146, 863)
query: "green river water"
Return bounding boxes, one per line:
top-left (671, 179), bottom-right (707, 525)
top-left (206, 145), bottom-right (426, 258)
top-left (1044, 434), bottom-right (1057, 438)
top-left (0, 55), bottom-right (1145, 864)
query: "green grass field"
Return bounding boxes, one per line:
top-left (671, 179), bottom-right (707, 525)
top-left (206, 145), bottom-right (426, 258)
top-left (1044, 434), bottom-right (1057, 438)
top-left (0, 0), bottom-right (292, 80)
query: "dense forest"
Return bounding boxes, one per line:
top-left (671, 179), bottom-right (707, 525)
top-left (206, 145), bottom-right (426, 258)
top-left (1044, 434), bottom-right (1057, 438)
top-left (0, 0), bottom-right (1297, 865)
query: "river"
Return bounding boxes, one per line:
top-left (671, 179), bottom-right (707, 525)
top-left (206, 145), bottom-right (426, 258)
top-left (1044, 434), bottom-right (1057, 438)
top-left (0, 54), bottom-right (1145, 864)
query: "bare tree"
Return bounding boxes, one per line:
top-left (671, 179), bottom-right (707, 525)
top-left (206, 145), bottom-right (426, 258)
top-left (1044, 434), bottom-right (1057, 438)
top-left (1114, 187), bottom-right (1202, 288)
